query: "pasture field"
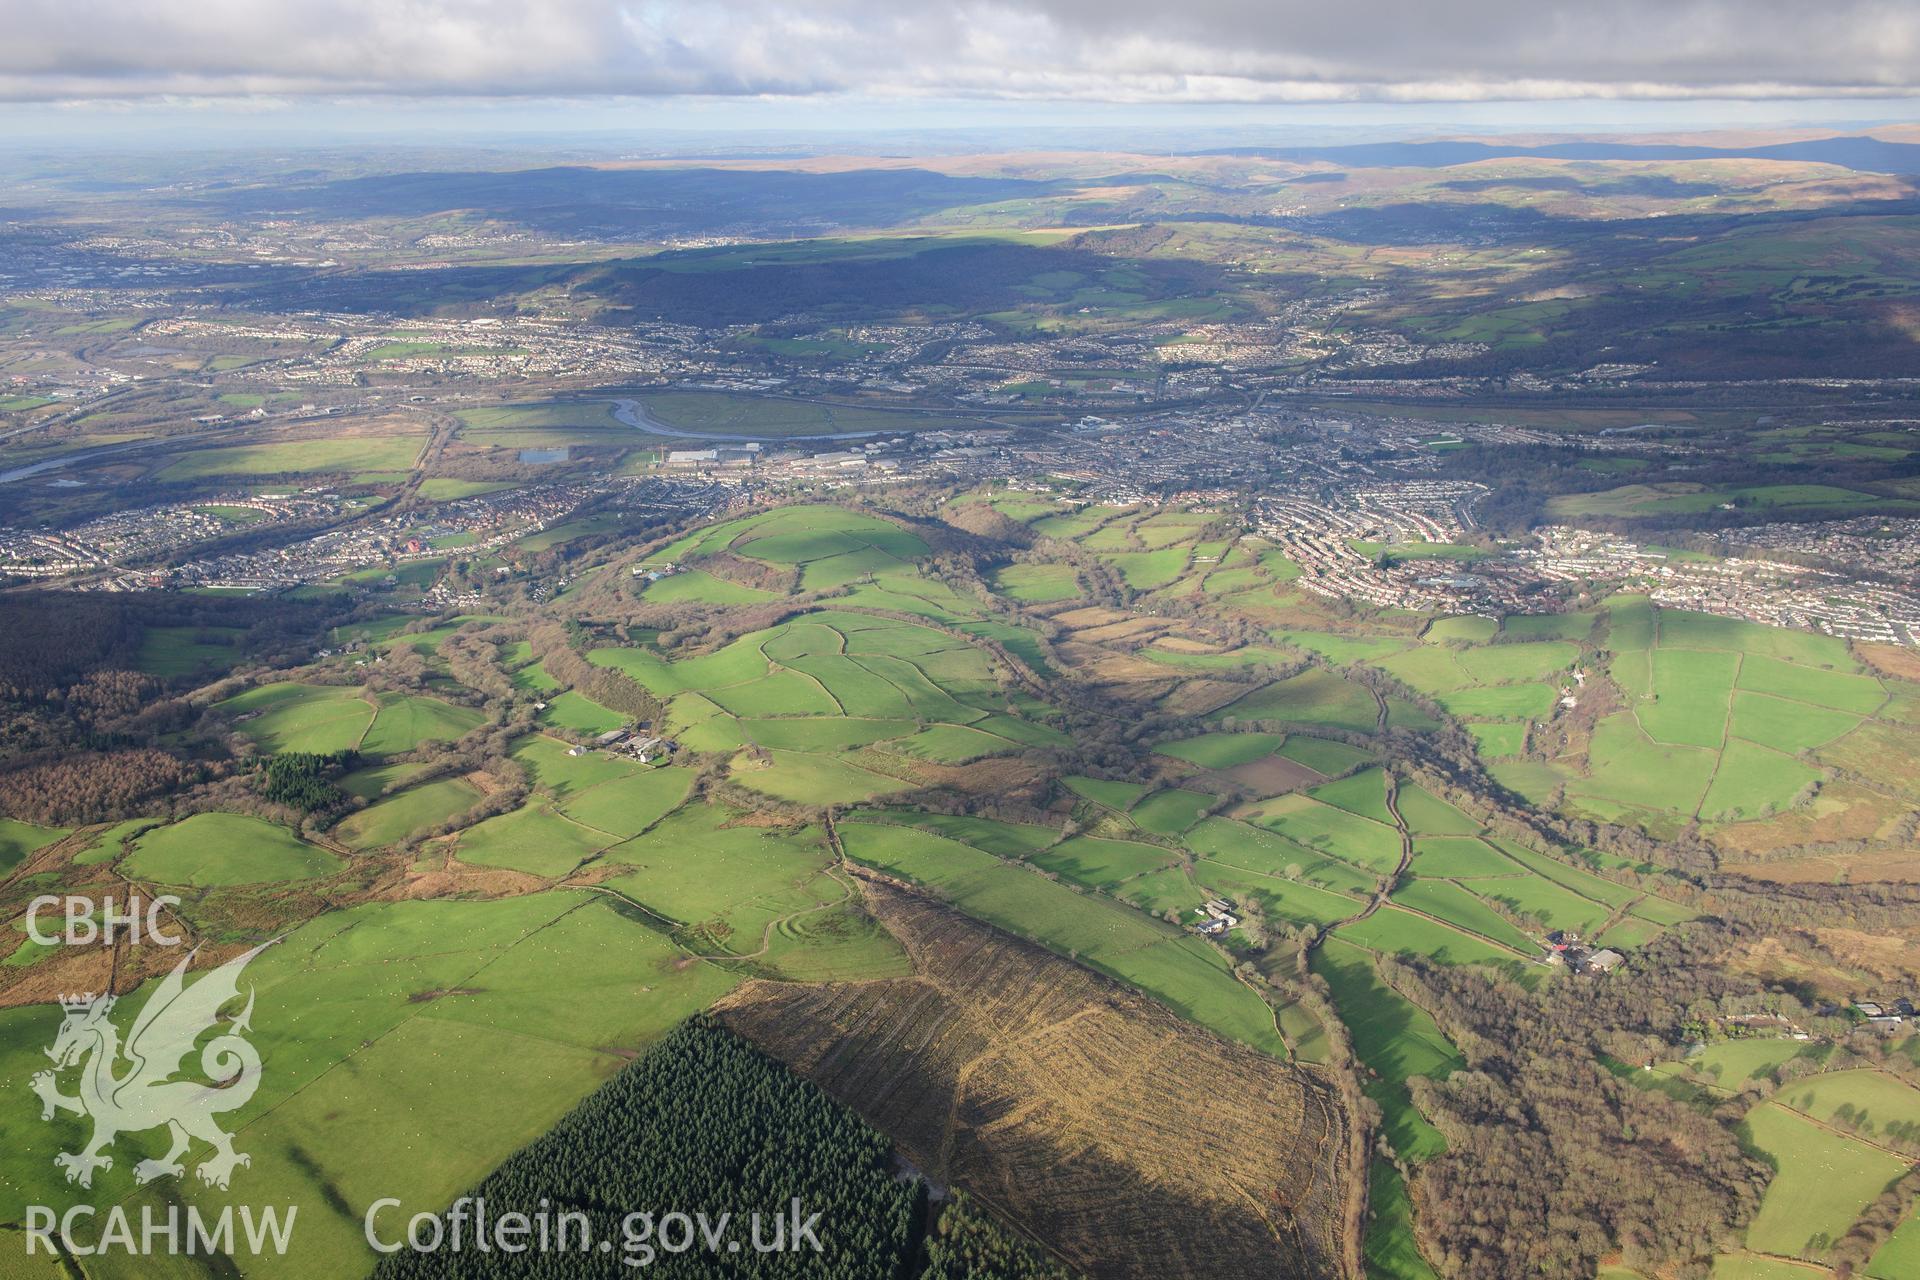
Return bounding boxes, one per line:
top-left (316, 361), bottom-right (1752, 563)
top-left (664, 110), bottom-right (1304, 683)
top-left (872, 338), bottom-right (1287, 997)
top-left (1509, 600), bottom-right (1912, 838)
top-left (729, 749), bottom-right (913, 804)
top-left (509, 733), bottom-right (635, 798)
top-left (1411, 836), bottom-right (1524, 878)
top-left (554, 766), bottom-right (693, 837)
top-left (594, 806), bottom-right (905, 977)
top-left (333, 777), bottom-right (481, 849)
top-left (1184, 816), bottom-right (1378, 896)
top-left (1454, 641), bottom-right (1578, 684)
top-left (1493, 842), bottom-right (1647, 910)
top-left (0, 892), bottom-right (739, 1276)
top-left (1639, 649), bottom-right (1738, 748)
top-left (1389, 878), bottom-right (1538, 951)
top-left (1729, 692), bottom-right (1862, 753)
top-left (1698, 741), bottom-right (1822, 821)
top-left (1313, 939), bottom-right (1459, 1159)
top-left (1366, 1161), bottom-right (1440, 1280)
top-left (539, 689), bottom-right (627, 733)
top-left (134, 625), bottom-right (245, 677)
top-left (1277, 735), bottom-right (1373, 774)
top-left (742, 716), bottom-right (914, 749)
top-left (1338, 906), bottom-right (1530, 968)
top-left (72, 818), bottom-right (151, 867)
top-left (592, 606), bottom-right (1055, 806)
top-left (1394, 785), bottom-right (1481, 835)
top-left (862, 810), bottom-right (1059, 859)
top-left (639, 568), bottom-right (778, 605)
top-left (991, 562), bottom-right (1082, 602)
top-left (508, 657), bottom-right (561, 693)
top-left (338, 760), bottom-right (429, 800)
top-left (658, 503), bottom-right (928, 573)
top-left (1274, 629), bottom-right (1411, 664)
top-left (1100, 547), bottom-right (1188, 589)
top-left (0, 819), bottom-right (71, 872)
top-left (1194, 857), bottom-right (1361, 927)
top-left (1454, 869), bottom-right (1612, 936)
top-left (1424, 616), bottom-right (1498, 644)
top-left (1129, 787), bottom-right (1214, 835)
top-left (1739, 1103), bottom-right (1907, 1261)
top-left (1217, 667), bottom-right (1380, 733)
top-left (360, 693), bottom-right (484, 754)
top-left (1549, 481), bottom-right (1890, 521)
top-left (455, 799), bottom-right (615, 876)
top-left (1309, 766), bottom-right (1396, 823)
top-left (878, 722), bottom-right (1023, 763)
top-left (1868, 1215), bottom-right (1920, 1279)
top-left (1031, 834), bottom-right (1183, 889)
top-left (1065, 775), bottom-right (1148, 810)
top-left (1245, 794), bottom-right (1404, 871)
top-left (157, 432), bottom-right (422, 480)
top-left (1774, 1069), bottom-right (1920, 1146)
top-left (840, 817), bottom-right (1286, 1056)
top-left (1434, 682), bottom-right (1557, 720)
top-left (1568, 714), bottom-right (1718, 820)
top-left (1737, 654), bottom-right (1886, 713)
top-left (218, 682), bottom-right (375, 754)
top-left (123, 813), bottom-right (340, 886)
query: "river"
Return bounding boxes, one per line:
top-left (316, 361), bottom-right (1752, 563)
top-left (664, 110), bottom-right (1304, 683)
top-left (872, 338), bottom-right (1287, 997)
top-left (608, 397), bottom-right (882, 443)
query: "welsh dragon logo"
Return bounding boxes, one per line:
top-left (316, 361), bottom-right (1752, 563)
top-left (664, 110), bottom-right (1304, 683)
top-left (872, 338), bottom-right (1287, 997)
top-left (30, 943), bottom-right (270, 1191)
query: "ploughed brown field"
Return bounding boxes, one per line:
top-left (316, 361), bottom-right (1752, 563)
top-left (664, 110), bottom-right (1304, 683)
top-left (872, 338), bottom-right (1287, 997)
top-left (718, 876), bottom-right (1352, 1280)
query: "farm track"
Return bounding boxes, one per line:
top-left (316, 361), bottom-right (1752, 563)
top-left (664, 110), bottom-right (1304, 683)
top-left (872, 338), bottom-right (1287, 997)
top-left (1320, 772), bottom-right (1414, 938)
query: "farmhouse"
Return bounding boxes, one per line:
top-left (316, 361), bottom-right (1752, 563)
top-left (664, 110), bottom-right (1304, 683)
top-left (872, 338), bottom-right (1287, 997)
top-left (1191, 898), bottom-right (1240, 936)
top-left (1581, 948), bottom-right (1625, 974)
top-left (1852, 998), bottom-right (1912, 1028)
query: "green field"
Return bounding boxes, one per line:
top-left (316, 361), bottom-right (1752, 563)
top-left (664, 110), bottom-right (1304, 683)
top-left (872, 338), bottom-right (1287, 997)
top-left (639, 568), bottom-right (779, 605)
top-left (455, 799), bottom-right (615, 876)
top-left (1156, 730), bottom-right (1291, 768)
top-left (1740, 1102), bottom-right (1907, 1260)
top-left (0, 819), bottom-right (71, 872)
top-left (218, 682), bottom-right (375, 754)
top-left (1313, 939), bottom-right (1460, 1159)
top-left (158, 433), bottom-right (423, 480)
top-left (135, 626), bottom-right (245, 678)
top-left (1550, 481), bottom-right (1890, 521)
top-left (991, 562), bottom-right (1082, 603)
top-left (1337, 906), bottom-right (1528, 968)
top-left (360, 694), bottom-right (485, 754)
top-left (1246, 794), bottom-right (1404, 871)
top-left (1218, 667), bottom-right (1380, 733)
top-left (539, 689), bottom-right (627, 734)
top-left (124, 813), bottom-right (340, 886)
top-left (334, 777), bottom-right (481, 849)
top-left (0, 892), bottom-right (741, 1275)
top-left (841, 818), bottom-right (1285, 1056)
top-left (1868, 1213), bottom-right (1920, 1279)
top-left (1774, 1069), bottom-right (1920, 1147)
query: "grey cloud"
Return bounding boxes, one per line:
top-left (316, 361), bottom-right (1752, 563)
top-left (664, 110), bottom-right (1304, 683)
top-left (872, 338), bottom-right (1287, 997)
top-left (0, 0), bottom-right (1915, 101)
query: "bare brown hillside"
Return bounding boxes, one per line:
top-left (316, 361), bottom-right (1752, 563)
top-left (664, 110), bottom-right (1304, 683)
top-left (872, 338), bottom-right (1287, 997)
top-left (716, 877), bottom-right (1352, 1280)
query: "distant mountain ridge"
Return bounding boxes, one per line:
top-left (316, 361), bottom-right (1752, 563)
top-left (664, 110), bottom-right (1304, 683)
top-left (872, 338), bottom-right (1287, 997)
top-left (1198, 134), bottom-right (1920, 174)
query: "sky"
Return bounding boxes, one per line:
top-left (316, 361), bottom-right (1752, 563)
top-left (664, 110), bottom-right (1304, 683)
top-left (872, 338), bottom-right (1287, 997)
top-left (3, 0), bottom-right (1918, 143)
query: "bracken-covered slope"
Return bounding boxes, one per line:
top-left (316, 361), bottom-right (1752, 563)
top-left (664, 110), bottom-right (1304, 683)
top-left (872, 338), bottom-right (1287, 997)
top-left (717, 877), bottom-right (1351, 1280)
